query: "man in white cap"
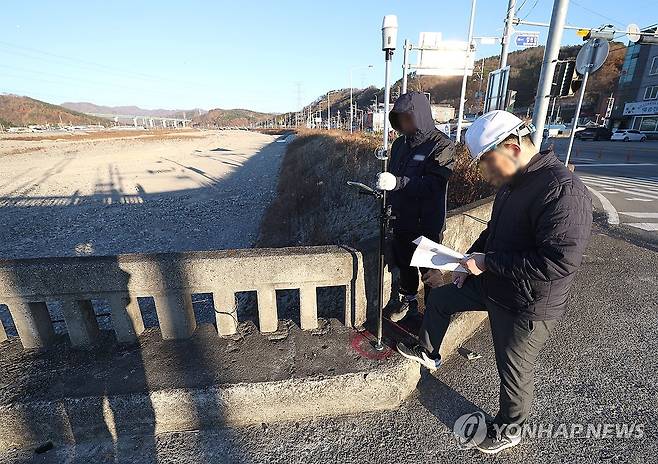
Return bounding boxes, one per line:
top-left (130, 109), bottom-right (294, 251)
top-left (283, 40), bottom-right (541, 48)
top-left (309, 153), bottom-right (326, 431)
top-left (397, 110), bottom-right (593, 454)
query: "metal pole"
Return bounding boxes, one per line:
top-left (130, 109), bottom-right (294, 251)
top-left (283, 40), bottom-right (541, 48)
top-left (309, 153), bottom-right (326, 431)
top-left (500, 0), bottom-right (516, 68)
top-left (374, 50), bottom-right (394, 352)
top-left (402, 39), bottom-right (409, 94)
top-left (565, 41), bottom-right (597, 165)
top-left (327, 93), bottom-right (331, 129)
top-left (531, 0), bottom-right (569, 147)
top-left (456, 0), bottom-right (477, 143)
top-left (350, 71), bottom-right (354, 133)
top-left (564, 70), bottom-right (588, 165)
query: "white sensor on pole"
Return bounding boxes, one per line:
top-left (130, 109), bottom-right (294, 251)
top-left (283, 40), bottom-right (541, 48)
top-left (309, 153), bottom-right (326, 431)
top-left (382, 15), bottom-right (398, 51)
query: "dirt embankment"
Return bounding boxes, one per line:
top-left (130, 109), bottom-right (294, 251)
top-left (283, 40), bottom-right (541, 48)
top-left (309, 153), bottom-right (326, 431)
top-left (257, 129), bottom-right (493, 248)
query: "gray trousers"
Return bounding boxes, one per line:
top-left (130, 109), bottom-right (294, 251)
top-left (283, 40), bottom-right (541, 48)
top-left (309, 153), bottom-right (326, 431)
top-left (420, 276), bottom-right (559, 427)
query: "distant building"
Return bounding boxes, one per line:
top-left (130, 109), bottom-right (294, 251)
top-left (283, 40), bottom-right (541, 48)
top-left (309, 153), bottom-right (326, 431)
top-left (610, 27), bottom-right (658, 138)
top-left (366, 109), bottom-right (386, 132)
top-left (430, 105), bottom-right (455, 123)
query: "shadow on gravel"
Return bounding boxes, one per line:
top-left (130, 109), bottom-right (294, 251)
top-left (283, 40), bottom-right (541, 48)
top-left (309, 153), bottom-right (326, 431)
top-left (0, 134), bottom-right (288, 259)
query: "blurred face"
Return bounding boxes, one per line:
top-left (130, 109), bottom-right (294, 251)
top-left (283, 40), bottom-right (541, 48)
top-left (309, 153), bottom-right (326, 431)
top-left (397, 112), bottom-right (417, 135)
top-left (478, 141), bottom-right (522, 187)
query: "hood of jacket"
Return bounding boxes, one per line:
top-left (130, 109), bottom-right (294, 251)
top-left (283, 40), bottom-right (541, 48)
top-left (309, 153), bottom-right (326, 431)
top-left (389, 92), bottom-right (437, 148)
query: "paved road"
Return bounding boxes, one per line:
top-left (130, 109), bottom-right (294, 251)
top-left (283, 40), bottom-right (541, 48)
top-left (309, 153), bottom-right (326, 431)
top-left (547, 138), bottom-right (658, 236)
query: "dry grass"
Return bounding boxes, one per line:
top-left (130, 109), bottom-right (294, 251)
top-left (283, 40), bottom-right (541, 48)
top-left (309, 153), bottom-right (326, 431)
top-left (257, 129), bottom-right (493, 248)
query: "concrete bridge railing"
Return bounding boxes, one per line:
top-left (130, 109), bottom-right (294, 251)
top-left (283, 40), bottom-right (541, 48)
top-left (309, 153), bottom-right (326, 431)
top-left (0, 246), bottom-right (366, 350)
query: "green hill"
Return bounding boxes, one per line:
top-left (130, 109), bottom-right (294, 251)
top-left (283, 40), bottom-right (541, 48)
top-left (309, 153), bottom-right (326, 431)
top-left (0, 94), bottom-right (110, 127)
top-left (191, 108), bottom-right (272, 127)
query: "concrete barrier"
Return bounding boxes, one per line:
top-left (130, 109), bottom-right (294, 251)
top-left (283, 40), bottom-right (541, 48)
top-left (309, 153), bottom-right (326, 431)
top-left (0, 356), bottom-right (419, 450)
top-left (0, 246), bottom-right (366, 350)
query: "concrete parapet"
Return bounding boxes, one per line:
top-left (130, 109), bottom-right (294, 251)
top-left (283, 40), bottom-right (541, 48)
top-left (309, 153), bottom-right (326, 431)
top-left (0, 246), bottom-right (367, 349)
top-left (443, 197), bottom-right (493, 253)
top-left (0, 355), bottom-right (419, 450)
top-left (0, 321), bottom-right (420, 450)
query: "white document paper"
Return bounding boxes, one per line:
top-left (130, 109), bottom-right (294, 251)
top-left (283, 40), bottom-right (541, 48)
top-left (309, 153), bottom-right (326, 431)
top-left (410, 236), bottom-right (468, 272)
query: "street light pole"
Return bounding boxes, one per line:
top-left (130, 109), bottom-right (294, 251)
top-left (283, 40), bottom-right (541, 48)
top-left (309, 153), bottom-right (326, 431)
top-left (350, 65), bottom-right (373, 133)
top-left (531, 0), bottom-right (569, 147)
top-left (326, 91), bottom-right (334, 130)
top-left (456, 0), bottom-right (477, 143)
top-left (500, 0), bottom-right (517, 68)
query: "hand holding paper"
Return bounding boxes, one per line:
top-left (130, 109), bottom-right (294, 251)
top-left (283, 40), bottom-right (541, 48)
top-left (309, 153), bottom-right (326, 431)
top-left (410, 236), bottom-right (468, 273)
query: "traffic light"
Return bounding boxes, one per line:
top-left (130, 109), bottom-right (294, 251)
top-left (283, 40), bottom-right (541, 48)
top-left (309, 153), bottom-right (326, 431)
top-left (578, 28), bottom-right (615, 41)
top-left (551, 60), bottom-right (576, 97)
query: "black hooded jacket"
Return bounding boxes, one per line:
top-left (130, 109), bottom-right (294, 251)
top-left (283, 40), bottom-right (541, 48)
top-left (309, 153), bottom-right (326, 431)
top-left (387, 92), bottom-right (455, 239)
top-left (468, 151), bottom-right (593, 320)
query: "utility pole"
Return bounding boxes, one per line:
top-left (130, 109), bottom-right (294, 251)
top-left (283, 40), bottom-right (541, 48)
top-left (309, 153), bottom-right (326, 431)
top-left (456, 0), bottom-right (477, 143)
top-left (531, 0), bottom-right (569, 147)
top-left (401, 39), bottom-right (410, 94)
top-left (500, 0), bottom-right (517, 68)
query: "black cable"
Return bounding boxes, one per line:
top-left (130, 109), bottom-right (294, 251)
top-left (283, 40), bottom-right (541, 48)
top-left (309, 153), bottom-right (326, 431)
top-left (519, 0), bottom-right (541, 21)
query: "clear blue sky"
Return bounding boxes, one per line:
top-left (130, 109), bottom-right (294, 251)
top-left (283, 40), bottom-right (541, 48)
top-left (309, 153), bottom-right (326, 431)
top-left (1, 0), bottom-right (655, 113)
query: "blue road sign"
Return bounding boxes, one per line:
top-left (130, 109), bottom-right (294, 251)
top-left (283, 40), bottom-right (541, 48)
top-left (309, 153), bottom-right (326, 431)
top-left (515, 32), bottom-right (539, 48)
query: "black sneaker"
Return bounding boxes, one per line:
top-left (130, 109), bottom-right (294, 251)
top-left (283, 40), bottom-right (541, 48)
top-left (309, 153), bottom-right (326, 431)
top-left (396, 342), bottom-right (441, 370)
top-left (386, 296), bottom-right (418, 322)
top-left (475, 422), bottom-right (522, 454)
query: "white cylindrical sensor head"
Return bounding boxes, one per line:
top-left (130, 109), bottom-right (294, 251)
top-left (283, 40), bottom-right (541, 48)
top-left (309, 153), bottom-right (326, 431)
top-left (381, 15), bottom-right (398, 51)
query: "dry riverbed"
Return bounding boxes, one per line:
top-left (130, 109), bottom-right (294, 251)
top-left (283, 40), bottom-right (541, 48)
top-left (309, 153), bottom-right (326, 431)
top-left (0, 129), bottom-right (287, 259)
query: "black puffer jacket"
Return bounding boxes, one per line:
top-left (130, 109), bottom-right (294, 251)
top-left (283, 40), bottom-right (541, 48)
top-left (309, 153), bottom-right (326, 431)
top-left (468, 151), bottom-right (593, 320)
top-left (387, 92), bottom-right (455, 240)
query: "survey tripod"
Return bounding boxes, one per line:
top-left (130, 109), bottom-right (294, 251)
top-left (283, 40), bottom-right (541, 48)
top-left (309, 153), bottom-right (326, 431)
top-left (347, 147), bottom-right (394, 351)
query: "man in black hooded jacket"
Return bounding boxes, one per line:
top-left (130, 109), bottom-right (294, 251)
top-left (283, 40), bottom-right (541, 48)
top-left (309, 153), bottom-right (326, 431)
top-left (375, 92), bottom-right (455, 322)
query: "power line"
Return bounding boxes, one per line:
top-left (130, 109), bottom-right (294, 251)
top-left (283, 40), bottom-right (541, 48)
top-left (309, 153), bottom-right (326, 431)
top-left (515, 0), bottom-right (530, 14)
top-left (0, 65), bottom-right (179, 98)
top-left (519, 0), bottom-right (541, 22)
top-left (0, 40), bottom-right (209, 88)
top-left (570, 0), bottom-right (626, 28)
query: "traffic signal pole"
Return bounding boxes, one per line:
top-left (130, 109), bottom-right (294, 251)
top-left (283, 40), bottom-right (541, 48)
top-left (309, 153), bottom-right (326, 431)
top-left (564, 68), bottom-right (589, 166)
top-left (531, 0), bottom-right (570, 147)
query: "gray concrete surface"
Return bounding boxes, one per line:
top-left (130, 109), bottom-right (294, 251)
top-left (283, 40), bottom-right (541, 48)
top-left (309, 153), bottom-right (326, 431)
top-left (3, 219), bottom-right (654, 463)
top-left (0, 319), bottom-right (419, 450)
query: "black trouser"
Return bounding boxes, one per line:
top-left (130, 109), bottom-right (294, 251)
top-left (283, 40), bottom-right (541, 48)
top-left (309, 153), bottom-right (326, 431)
top-left (420, 276), bottom-right (558, 427)
top-left (391, 233), bottom-right (430, 298)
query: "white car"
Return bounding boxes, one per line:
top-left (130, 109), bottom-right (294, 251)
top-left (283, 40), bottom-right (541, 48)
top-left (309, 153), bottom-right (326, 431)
top-left (611, 129), bottom-right (647, 142)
